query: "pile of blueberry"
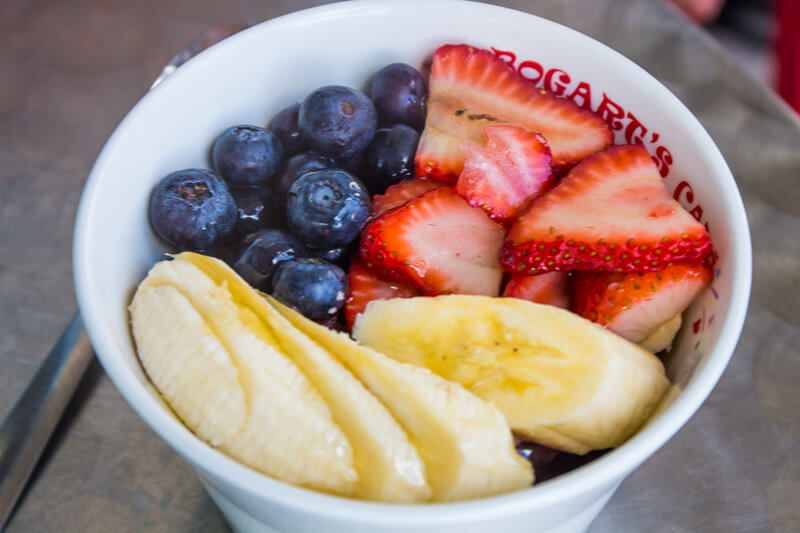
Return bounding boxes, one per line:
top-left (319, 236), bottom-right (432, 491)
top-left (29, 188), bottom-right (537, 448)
top-left (148, 63), bottom-right (426, 324)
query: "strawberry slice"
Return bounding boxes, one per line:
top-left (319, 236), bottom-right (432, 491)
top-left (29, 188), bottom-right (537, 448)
top-left (457, 125), bottom-right (553, 223)
top-left (572, 262), bottom-right (712, 344)
top-left (370, 178), bottom-right (442, 217)
top-left (360, 186), bottom-right (505, 296)
top-left (344, 257), bottom-right (419, 330)
top-left (416, 44), bottom-right (611, 183)
top-left (502, 272), bottom-right (571, 309)
top-left (501, 145), bottom-right (713, 274)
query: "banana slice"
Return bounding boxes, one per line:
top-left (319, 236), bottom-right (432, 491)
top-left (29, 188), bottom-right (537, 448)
top-left (186, 253), bottom-right (431, 503)
top-left (269, 296), bottom-right (534, 502)
top-left (130, 284), bottom-right (247, 444)
top-left (131, 258), bottom-right (357, 495)
top-left (352, 295), bottom-right (670, 454)
top-left (640, 314), bottom-right (682, 353)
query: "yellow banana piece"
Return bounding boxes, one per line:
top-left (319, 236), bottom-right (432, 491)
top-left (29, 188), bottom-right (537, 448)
top-left (185, 253), bottom-right (431, 502)
top-left (269, 295), bottom-right (534, 501)
top-left (353, 295), bottom-right (670, 454)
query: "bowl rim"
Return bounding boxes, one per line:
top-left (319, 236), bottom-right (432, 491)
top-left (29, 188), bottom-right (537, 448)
top-left (73, 0), bottom-right (752, 524)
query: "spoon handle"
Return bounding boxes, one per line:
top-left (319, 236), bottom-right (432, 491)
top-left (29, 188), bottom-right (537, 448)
top-left (0, 314), bottom-right (92, 529)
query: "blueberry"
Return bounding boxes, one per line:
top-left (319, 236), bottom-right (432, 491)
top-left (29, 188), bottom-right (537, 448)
top-left (334, 150), bottom-right (366, 177)
top-left (275, 151), bottom-right (335, 199)
top-left (149, 169), bottom-right (237, 251)
top-left (365, 124), bottom-right (419, 194)
top-left (308, 246), bottom-right (348, 265)
top-left (212, 125), bottom-right (284, 188)
top-left (370, 63), bottom-right (427, 130)
top-left (230, 186), bottom-right (285, 238)
top-left (231, 229), bottom-right (307, 290)
top-left (316, 312), bottom-right (347, 332)
top-left (271, 258), bottom-right (347, 320)
top-left (268, 103), bottom-right (305, 155)
top-left (515, 441), bottom-right (560, 470)
top-left (298, 86), bottom-right (377, 160)
top-left (286, 169), bottom-right (370, 248)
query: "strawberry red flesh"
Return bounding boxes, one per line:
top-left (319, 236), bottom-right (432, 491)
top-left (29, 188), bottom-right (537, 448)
top-left (502, 272), bottom-right (571, 309)
top-left (416, 44), bottom-right (611, 183)
top-left (501, 145), bottom-right (714, 274)
top-left (457, 125), bottom-right (553, 223)
top-left (359, 186), bottom-right (505, 296)
top-left (572, 262), bottom-right (712, 343)
top-left (344, 257), bottom-right (419, 330)
top-left (370, 177), bottom-right (442, 217)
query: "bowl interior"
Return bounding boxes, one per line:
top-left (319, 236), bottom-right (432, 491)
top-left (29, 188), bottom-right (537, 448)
top-left (74, 0), bottom-right (750, 517)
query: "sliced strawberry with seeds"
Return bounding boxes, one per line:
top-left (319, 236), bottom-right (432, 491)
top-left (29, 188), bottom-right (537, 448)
top-left (416, 44), bottom-right (611, 183)
top-left (360, 186), bottom-right (505, 296)
top-left (457, 125), bottom-right (553, 223)
top-left (502, 272), bottom-right (571, 309)
top-left (370, 178), bottom-right (442, 217)
top-left (344, 257), bottom-right (419, 330)
top-left (502, 145), bottom-right (713, 274)
top-left (572, 262), bottom-right (712, 344)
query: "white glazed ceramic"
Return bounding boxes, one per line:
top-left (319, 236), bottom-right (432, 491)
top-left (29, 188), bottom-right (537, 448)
top-left (73, 1), bottom-right (752, 532)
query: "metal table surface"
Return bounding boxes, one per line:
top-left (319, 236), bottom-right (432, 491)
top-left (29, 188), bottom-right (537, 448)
top-left (1, 0), bottom-right (797, 531)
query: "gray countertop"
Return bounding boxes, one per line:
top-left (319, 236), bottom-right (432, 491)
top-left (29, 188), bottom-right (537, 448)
top-left (1, 0), bottom-right (798, 531)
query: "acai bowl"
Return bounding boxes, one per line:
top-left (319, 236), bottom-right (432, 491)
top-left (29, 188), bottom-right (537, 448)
top-left (73, 1), bottom-right (751, 532)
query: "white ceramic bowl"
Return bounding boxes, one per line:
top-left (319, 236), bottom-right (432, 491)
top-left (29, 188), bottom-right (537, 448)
top-left (73, 1), bottom-right (752, 531)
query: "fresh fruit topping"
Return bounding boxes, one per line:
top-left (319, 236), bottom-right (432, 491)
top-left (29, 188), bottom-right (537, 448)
top-left (334, 149), bottom-right (367, 176)
top-left (416, 44), bottom-right (611, 182)
top-left (456, 125), bottom-right (553, 223)
top-left (230, 228), bottom-right (307, 290)
top-left (639, 314), bottom-right (682, 353)
top-left (515, 442), bottom-right (560, 470)
top-left (501, 145), bottom-right (714, 273)
top-left (370, 63), bottom-right (427, 130)
top-left (353, 295), bottom-right (670, 454)
top-left (271, 258), bottom-right (348, 320)
top-left (275, 151), bottom-right (336, 200)
top-left (533, 449), bottom-right (610, 484)
top-left (364, 124), bottom-right (420, 194)
top-left (298, 86), bottom-right (377, 160)
top-left (272, 296), bottom-right (534, 501)
top-left (148, 168), bottom-right (237, 251)
top-left (370, 177), bottom-right (441, 217)
top-left (130, 255), bottom-right (357, 494)
top-left (572, 262), bottom-right (711, 345)
top-left (286, 169), bottom-right (370, 248)
top-left (187, 254), bottom-right (431, 502)
top-left (344, 258), bottom-right (419, 329)
top-left (502, 272), bottom-right (571, 309)
top-left (308, 245), bottom-right (349, 265)
top-left (212, 125), bottom-right (284, 188)
top-left (229, 186), bottom-right (285, 238)
top-left (315, 312), bottom-right (348, 332)
top-left (268, 103), bottom-right (305, 155)
top-left (360, 186), bottom-right (505, 296)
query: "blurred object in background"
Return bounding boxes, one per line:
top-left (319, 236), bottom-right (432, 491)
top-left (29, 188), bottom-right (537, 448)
top-left (669, 0), bottom-right (728, 23)
top-left (710, 0), bottom-right (773, 86)
top-left (669, 0), bottom-right (800, 114)
top-left (775, 0), bottom-right (799, 112)
top-left (716, 0), bottom-right (772, 42)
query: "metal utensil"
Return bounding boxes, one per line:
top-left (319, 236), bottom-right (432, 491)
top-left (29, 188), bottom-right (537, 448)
top-left (0, 22), bottom-right (246, 530)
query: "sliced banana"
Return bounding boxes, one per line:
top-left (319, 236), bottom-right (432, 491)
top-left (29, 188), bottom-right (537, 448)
top-left (130, 284), bottom-right (247, 445)
top-left (186, 253), bottom-right (431, 503)
top-left (640, 314), bottom-right (682, 353)
top-left (353, 295), bottom-right (670, 454)
top-left (131, 258), bottom-right (357, 495)
top-left (269, 295), bottom-right (534, 502)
